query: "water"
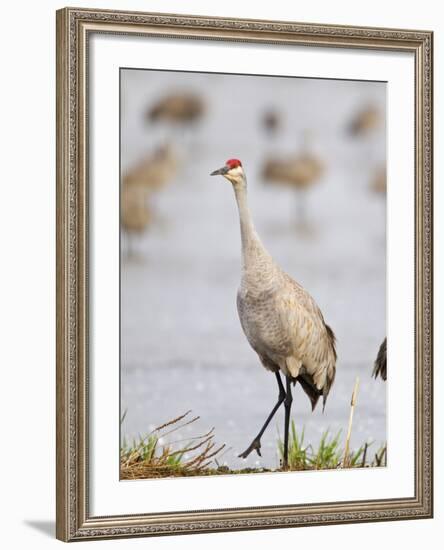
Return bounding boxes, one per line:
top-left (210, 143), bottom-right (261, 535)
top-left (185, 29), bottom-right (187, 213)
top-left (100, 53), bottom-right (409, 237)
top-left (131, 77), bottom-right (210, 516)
top-left (120, 69), bottom-right (387, 469)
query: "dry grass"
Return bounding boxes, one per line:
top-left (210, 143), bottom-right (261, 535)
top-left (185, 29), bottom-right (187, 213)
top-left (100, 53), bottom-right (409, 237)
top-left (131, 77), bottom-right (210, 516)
top-left (120, 410), bottom-right (227, 480)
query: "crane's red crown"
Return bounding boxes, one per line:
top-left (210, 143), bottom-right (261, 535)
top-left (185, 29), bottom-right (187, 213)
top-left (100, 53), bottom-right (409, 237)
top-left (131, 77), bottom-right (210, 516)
top-left (226, 158), bottom-right (242, 169)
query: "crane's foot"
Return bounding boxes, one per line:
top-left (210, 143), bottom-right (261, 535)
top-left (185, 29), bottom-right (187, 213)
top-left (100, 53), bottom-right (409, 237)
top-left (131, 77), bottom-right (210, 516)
top-left (238, 438), bottom-right (262, 459)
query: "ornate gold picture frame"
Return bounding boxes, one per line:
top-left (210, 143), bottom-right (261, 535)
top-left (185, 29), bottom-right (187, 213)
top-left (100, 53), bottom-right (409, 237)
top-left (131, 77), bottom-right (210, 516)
top-left (56, 7), bottom-right (433, 542)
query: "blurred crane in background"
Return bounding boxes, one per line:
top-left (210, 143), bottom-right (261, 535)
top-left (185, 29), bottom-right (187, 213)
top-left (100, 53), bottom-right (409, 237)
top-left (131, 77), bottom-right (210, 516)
top-left (211, 158), bottom-right (337, 469)
top-left (124, 144), bottom-right (178, 192)
top-left (262, 130), bottom-right (325, 225)
top-left (121, 144), bottom-right (178, 256)
top-left (348, 104), bottom-right (381, 137)
top-left (147, 92), bottom-right (206, 146)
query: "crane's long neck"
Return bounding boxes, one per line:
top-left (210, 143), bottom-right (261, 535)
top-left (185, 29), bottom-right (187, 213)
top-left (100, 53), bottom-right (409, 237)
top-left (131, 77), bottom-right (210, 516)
top-left (233, 179), bottom-right (269, 269)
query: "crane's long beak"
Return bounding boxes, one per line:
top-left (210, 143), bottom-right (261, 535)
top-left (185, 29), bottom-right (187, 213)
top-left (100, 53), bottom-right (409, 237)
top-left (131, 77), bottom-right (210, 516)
top-left (210, 166), bottom-right (228, 176)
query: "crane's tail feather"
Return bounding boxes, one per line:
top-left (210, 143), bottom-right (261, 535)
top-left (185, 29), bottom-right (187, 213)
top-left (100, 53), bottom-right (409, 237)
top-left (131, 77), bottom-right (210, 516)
top-left (322, 365), bottom-right (336, 413)
top-left (297, 375), bottom-right (321, 412)
top-left (297, 367), bottom-right (336, 413)
top-left (325, 324), bottom-right (337, 361)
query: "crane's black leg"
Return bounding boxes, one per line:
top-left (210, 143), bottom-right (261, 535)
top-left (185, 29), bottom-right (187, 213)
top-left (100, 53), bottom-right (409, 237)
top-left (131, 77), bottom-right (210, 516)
top-left (238, 372), bottom-right (286, 459)
top-left (283, 376), bottom-right (293, 469)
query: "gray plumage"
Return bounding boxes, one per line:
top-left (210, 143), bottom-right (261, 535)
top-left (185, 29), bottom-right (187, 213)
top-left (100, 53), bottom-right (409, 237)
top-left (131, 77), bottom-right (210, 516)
top-left (372, 338), bottom-right (387, 381)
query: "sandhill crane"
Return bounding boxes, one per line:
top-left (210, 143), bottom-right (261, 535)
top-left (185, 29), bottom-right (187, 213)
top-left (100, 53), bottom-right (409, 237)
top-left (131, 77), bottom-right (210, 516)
top-left (262, 143), bottom-right (324, 224)
top-left (123, 144), bottom-right (178, 193)
top-left (211, 159), bottom-right (337, 469)
top-left (147, 93), bottom-right (206, 151)
top-left (147, 93), bottom-right (205, 125)
top-left (348, 105), bottom-right (381, 137)
top-left (372, 338), bottom-right (387, 381)
top-left (262, 151), bottom-right (324, 190)
top-left (147, 93), bottom-right (205, 146)
top-left (121, 145), bottom-right (178, 254)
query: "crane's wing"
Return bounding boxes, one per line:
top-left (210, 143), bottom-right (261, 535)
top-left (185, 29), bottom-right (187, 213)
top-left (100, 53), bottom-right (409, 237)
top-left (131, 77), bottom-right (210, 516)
top-left (276, 275), bottom-right (336, 410)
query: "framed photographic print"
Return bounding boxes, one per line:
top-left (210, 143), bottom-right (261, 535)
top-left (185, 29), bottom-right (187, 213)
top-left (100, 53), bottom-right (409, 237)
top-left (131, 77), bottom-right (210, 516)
top-left (56, 7), bottom-right (433, 542)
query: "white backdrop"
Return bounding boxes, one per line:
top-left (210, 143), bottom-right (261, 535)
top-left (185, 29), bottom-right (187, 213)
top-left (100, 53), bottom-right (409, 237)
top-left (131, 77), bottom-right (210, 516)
top-left (0, 0), bottom-right (441, 548)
